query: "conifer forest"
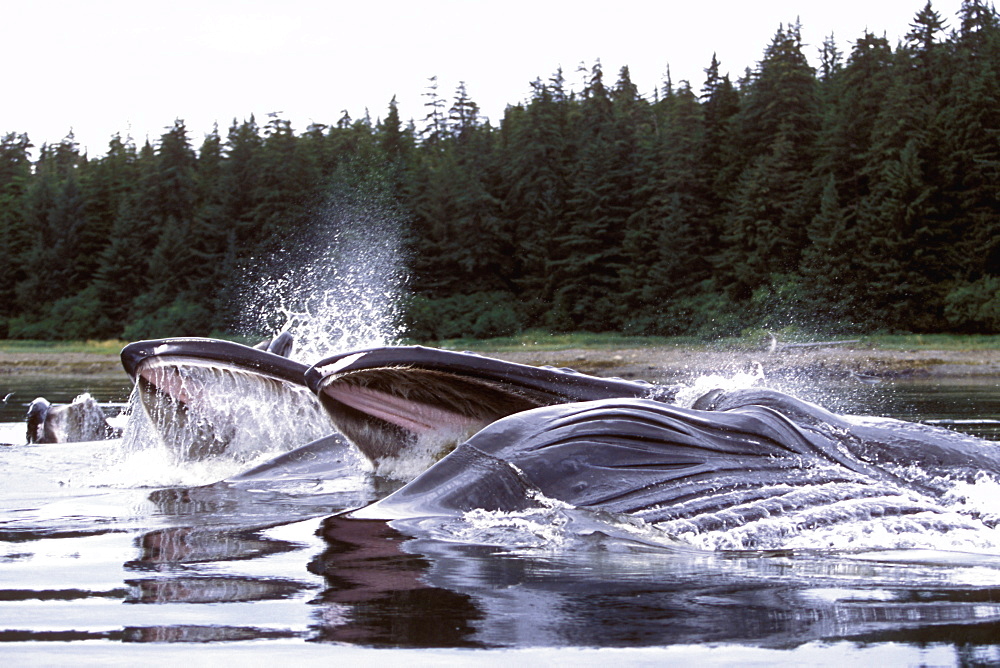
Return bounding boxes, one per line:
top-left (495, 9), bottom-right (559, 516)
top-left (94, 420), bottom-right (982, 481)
top-left (1, 2), bottom-right (998, 341)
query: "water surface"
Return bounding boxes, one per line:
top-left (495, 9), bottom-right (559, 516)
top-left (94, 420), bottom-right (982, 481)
top-left (1, 373), bottom-right (999, 664)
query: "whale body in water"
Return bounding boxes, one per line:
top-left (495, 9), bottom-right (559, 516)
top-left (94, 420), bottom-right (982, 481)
top-left (25, 394), bottom-right (119, 444)
top-left (350, 392), bottom-right (1000, 543)
top-left (116, 338), bottom-right (1000, 543)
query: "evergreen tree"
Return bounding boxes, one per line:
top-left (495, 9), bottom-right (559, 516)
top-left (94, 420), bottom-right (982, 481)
top-left (374, 96), bottom-right (415, 205)
top-left (3, 2), bottom-right (999, 339)
top-left (938, 0), bottom-right (1000, 330)
top-left (222, 116), bottom-right (263, 254)
top-left (818, 32), bottom-right (844, 81)
top-left (816, 32), bottom-right (895, 210)
top-left (252, 115), bottom-right (314, 255)
top-left (187, 125), bottom-right (230, 325)
top-left (856, 138), bottom-right (945, 329)
top-left (125, 121), bottom-right (202, 336)
top-left (720, 23), bottom-right (820, 301)
top-left (448, 82), bottom-right (480, 141)
top-left (79, 134), bottom-right (137, 284)
top-left (798, 174), bottom-right (858, 326)
top-left (736, 22), bottom-right (820, 163)
top-left (907, 0), bottom-right (949, 78)
top-left (406, 83), bottom-right (513, 335)
top-left (12, 135), bottom-right (86, 328)
top-left (0, 133), bottom-right (33, 326)
top-left (88, 141), bottom-right (159, 333)
top-left (153, 120), bottom-right (197, 223)
top-left (379, 96), bottom-right (407, 162)
top-left (547, 62), bottom-right (632, 330)
top-left (421, 76), bottom-right (448, 145)
top-left (851, 2), bottom-right (959, 330)
top-left (699, 54), bottom-right (741, 218)
top-left (621, 80), bottom-right (709, 334)
top-left (498, 69), bottom-right (573, 321)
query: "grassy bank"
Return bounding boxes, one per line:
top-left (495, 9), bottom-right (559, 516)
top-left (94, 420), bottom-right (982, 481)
top-left (0, 339), bottom-right (127, 355)
top-left (435, 331), bottom-right (1000, 353)
top-left (3, 333), bottom-right (1000, 357)
top-left (2, 334), bottom-right (998, 380)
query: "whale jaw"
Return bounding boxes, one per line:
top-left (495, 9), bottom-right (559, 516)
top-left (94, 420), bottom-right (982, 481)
top-left (313, 367), bottom-right (548, 463)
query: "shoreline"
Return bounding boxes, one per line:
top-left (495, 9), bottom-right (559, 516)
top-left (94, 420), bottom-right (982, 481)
top-left (1, 345), bottom-right (998, 383)
top-left (490, 345), bottom-right (1000, 384)
top-left (0, 352), bottom-right (128, 378)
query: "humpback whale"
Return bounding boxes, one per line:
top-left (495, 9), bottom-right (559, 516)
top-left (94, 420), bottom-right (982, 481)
top-left (120, 336), bottom-right (333, 461)
top-left (25, 393), bottom-right (119, 444)
top-left (21, 333), bottom-right (299, 447)
top-left (115, 339), bottom-right (1000, 546)
top-left (348, 393), bottom-right (1000, 549)
top-left (305, 345), bottom-right (676, 462)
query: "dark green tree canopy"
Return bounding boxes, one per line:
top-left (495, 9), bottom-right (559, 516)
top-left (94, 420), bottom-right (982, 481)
top-left (2, 3), bottom-right (998, 340)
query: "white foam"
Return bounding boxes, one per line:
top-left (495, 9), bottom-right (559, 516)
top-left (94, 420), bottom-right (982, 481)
top-left (91, 441), bottom-right (247, 488)
top-left (663, 490), bottom-right (1000, 553)
top-left (941, 472), bottom-right (1000, 527)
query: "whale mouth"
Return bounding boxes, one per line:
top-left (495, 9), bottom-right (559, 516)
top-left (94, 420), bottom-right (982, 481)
top-left (309, 366), bottom-right (548, 464)
top-left (304, 346), bottom-right (671, 465)
top-left (118, 340), bottom-right (676, 473)
top-left (132, 357), bottom-right (300, 460)
top-left (120, 339), bottom-right (330, 462)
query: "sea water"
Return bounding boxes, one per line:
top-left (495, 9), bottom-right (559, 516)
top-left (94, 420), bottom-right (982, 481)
top-left (1, 373), bottom-right (998, 665)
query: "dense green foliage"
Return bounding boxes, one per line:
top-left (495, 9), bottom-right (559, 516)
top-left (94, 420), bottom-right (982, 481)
top-left (1, 2), bottom-right (997, 341)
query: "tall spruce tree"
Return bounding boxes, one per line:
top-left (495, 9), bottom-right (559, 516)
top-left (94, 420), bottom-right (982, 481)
top-left (720, 22), bottom-right (820, 301)
top-left (0, 133), bottom-right (33, 327)
top-left (89, 141), bottom-right (158, 333)
top-left (12, 135), bottom-right (86, 330)
top-left (497, 70), bottom-right (572, 324)
top-left (620, 78), bottom-right (710, 334)
top-left (940, 0), bottom-right (1000, 330)
top-left (126, 121), bottom-right (204, 337)
top-left (852, 2), bottom-right (955, 330)
top-left (547, 62), bottom-right (631, 330)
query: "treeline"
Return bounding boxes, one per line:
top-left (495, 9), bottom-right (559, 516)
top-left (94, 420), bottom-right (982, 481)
top-left (1, 1), bottom-right (998, 342)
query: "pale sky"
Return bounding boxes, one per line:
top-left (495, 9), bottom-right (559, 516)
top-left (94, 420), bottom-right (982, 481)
top-left (2, 0), bottom-right (964, 156)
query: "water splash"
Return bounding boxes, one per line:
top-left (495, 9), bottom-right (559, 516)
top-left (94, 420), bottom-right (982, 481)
top-left (115, 362), bottom-right (337, 486)
top-left (673, 363), bottom-right (767, 408)
top-left (662, 489), bottom-right (1000, 553)
top-left (110, 183), bottom-right (410, 483)
top-left (238, 188), bottom-right (409, 363)
top-left (941, 472), bottom-right (1000, 527)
